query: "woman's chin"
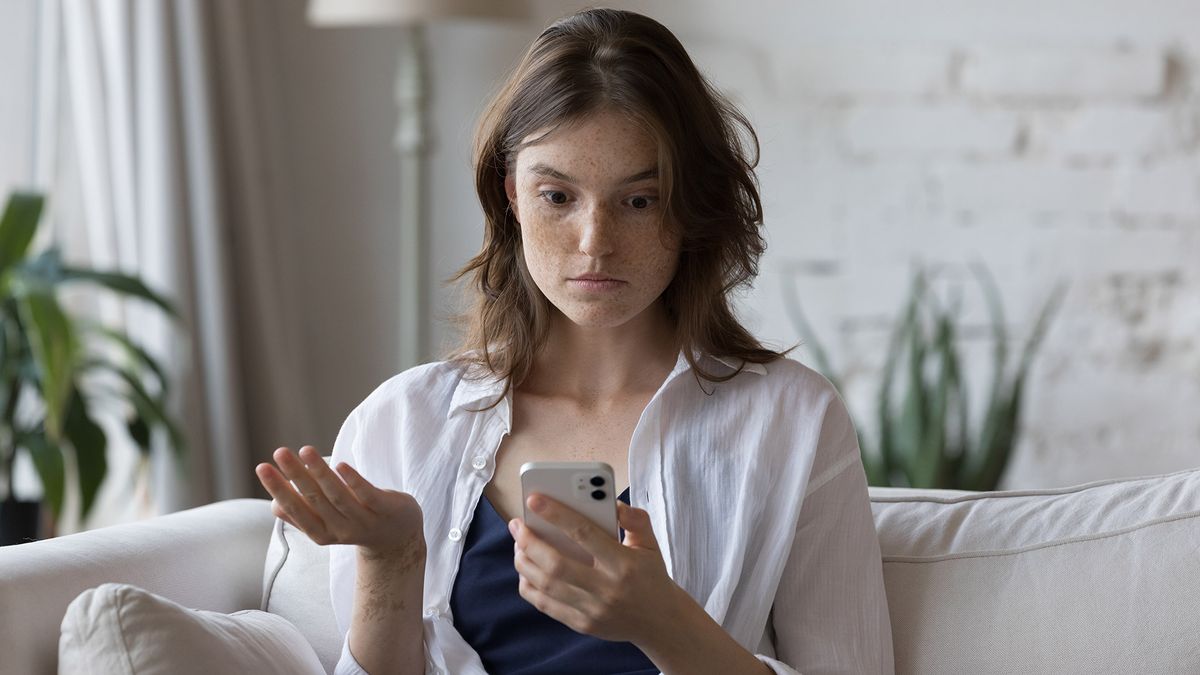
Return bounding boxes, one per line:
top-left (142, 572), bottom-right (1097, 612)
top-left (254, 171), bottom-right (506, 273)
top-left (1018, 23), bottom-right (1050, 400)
top-left (552, 304), bottom-right (679, 336)
top-left (560, 314), bottom-right (634, 330)
top-left (551, 305), bottom-right (639, 330)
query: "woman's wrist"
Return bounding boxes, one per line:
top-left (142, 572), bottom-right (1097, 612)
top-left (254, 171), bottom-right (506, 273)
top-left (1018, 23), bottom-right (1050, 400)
top-left (358, 535), bottom-right (427, 569)
top-left (636, 585), bottom-right (772, 675)
top-left (351, 543), bottom-right (428, 675)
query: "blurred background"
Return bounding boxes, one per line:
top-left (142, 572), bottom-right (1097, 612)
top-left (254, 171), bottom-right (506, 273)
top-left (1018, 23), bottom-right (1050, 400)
top-left (0, 0), bottom-right (1197, 538)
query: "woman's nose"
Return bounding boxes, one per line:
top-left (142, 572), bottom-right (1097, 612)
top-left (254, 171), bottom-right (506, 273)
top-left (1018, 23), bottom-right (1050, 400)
top-left (578, 204), bottom-right (617, 258)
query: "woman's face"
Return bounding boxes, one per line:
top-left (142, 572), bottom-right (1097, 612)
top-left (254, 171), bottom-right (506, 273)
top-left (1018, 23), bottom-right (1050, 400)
top-left (505, 109), bottom-right (681, 331)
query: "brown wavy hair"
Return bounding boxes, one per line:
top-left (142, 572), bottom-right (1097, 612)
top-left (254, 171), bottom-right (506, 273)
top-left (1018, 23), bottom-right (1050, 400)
top-left (447, 7), bottom-right (788, 402)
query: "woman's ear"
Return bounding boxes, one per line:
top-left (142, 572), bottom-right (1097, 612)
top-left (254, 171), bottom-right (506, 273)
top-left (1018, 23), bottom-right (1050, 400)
top-left (504, 173), bottom-right (520, 223)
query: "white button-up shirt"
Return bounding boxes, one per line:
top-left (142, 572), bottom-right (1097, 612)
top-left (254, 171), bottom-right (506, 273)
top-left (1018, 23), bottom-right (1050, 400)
top-left (330, 351), bottom-right (894, 674)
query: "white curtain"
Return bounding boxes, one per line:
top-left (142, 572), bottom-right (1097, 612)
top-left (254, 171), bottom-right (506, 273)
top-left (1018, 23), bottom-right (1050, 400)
top-left (39, 0), bottom-right (316, 533)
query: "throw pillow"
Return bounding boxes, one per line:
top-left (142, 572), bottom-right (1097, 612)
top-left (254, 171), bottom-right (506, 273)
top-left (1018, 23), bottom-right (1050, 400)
top-left (59, 582), bottom-right (326, 675)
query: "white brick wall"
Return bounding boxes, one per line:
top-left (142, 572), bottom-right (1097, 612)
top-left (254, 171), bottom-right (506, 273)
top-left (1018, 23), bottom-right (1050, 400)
top-left (780, 44), bottom-right (953, 99)
top-left (958, 45), bottom-right (1167, 100)
top-left (932, 163), bottom-right (1119, 213)
top-left (1117, 158), bottom-right (1200, 217)
top-left (1036, 105), bottom-right (1196, 158)
top-left (842, 104), bottom-right (1022, 156)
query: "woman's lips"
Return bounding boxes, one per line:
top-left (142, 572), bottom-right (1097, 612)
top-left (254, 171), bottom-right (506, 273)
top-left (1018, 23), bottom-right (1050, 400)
top-left (568, 277), bottom-right (626, 291)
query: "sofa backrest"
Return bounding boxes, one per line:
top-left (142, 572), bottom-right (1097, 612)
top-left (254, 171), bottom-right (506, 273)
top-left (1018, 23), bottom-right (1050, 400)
top-left (263, 466), bottom-right (1200, 674)
top-left (870, 467), bottom-right (1200, 674)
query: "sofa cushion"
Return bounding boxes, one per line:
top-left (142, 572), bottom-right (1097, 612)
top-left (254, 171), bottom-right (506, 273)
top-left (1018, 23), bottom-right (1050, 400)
top-left (58, 582), bottom-right (325, 675)
top-left (869, 466), bottom-right (1200, 674)
top-left (262, 503), bottom-right (342, 672)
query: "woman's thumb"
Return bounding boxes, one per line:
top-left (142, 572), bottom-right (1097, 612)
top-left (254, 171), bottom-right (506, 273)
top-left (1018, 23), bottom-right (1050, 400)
top-left (617, 504), bottom-right (659, 551)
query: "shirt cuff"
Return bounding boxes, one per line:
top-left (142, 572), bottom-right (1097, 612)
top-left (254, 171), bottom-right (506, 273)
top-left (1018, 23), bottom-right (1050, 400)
top-left (334, 633), bottom-right (444, 675)
top-left (334, 637), bottom-right (371, 675)
top-left (755, 653), bottom-right (803, 675)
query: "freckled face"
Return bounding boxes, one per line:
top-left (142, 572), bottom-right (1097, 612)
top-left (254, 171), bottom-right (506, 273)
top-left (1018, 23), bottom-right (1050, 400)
top-left (504, 109), bottom-right (681, 330)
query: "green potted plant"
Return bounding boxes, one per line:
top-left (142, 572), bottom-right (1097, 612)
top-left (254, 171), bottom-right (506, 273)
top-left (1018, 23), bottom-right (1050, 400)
top-left (0, 191), bottom-right (187, 545)
top-left (785, 261), bottom-right (1067, 490)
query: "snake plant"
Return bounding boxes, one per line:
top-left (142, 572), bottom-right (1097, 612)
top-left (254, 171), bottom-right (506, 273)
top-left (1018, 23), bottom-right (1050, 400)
top-left (785, 261), bottom-right (1067, 490)
top-left (0, 191), bottom-right (186, 525)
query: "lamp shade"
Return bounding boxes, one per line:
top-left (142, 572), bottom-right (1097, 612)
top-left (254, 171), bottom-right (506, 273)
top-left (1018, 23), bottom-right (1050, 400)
top-left (307, 0), bottom-right (528, 26)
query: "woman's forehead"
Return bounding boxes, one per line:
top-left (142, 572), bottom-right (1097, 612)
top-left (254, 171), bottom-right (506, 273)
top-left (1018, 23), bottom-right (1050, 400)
top-left (513, 112), bottom-right (660, 182)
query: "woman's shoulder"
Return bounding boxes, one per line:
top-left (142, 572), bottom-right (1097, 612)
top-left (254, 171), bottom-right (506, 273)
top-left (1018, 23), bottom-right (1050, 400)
top-left (716, 353), bottom-right (840, 402)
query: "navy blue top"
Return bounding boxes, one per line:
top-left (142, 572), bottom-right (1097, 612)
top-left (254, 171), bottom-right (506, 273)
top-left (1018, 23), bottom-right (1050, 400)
top-left (449, 486), bottom-right (659, 674)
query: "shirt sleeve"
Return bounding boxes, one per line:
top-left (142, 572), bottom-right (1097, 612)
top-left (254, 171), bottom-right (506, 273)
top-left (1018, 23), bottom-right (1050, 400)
top-left (756, 394), bottom-right (896, 675)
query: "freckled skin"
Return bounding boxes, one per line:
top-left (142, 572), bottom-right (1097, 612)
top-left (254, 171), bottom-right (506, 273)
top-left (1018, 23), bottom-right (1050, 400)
top-left (504, 109), bottom-right (681, 332)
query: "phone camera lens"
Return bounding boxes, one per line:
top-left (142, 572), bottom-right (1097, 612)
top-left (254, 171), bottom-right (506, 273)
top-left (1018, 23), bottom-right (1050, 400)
top-left (591, 489), bottom-right (606, 500)
top-left (590, 476), bottom-right (606, 487)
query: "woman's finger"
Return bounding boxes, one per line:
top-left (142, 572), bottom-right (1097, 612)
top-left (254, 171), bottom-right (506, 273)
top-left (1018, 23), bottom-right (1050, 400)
top-left (256, 462), bottom-right (298, 506)
top-left (256, 461), bottom-right (328, 535)
top-left (333, 461), bottom-right (383, 511)
top-left (274, 447), bottom-right (341, 521)
top-left (269, 498), bottom-right (299, 529)
top-left (517, 575), bottom-right (595, 634)
top-left (295, 446), bottom-right (361, 520)
top-left (512, 520), bottom-right (594, 591)
top-left (514, 545), bottom-right (593, 608)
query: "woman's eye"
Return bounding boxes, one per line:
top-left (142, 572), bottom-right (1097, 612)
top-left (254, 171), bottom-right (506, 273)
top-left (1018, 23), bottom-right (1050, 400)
top-left (540, 190), bottom-right (569, 205)
top-left (628, 195), bottom-right (657, 210)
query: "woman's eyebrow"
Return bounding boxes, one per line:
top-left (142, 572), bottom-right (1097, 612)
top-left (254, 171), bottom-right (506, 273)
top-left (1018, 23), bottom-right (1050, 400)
top-left (527, 163), bottom-right (658, 186)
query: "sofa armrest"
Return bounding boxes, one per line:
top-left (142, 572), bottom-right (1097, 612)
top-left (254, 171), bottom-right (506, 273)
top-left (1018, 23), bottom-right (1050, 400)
top-left (0, 498), bottom-right (275, 675)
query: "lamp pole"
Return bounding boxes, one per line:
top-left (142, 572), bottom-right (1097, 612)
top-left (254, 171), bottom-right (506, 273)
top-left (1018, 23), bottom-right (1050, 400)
top-left (394, 24), bottom-right (427, 369)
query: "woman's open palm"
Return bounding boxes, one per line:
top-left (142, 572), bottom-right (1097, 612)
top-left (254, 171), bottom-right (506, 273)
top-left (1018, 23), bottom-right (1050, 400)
top-left (255, 446), bottom-right (425, 557)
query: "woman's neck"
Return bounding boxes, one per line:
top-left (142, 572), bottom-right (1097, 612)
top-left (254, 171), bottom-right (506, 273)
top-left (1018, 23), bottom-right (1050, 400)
top-left (522, 305), bottom-right (678, 404)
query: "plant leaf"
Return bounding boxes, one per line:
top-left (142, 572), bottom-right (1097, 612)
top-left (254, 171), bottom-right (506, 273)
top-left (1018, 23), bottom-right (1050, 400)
top-left (1015, 280), bottom-right (1069, 382)
top-left (109, 365), bottom-right (187, 461)
top-left (971, 281), bottom-right (1068, 490)
top-left (19, 431), bottom-right (65, 521)
top-left (897, 271), bottom-right (933, 487)
top-left (965, 261), bottom-right (1009, 486)
top-left (14, 288), bottom-right (78, 442)
top-left (127, 414), bottom-right (152, 454)
top-left (918, 303), bottom-right (955, 487)
top-left (12, 247), bottom-right (65, 286)
top-left (64, 389), bottom-right (108, 522)
top-left (80, 319), bottom-right (169, 396)
top-left (877, 267), bottom-right (925, 486)
top-left (60, 267), bottom-right (180, 321)
top-left (971, 386), bottom-right (1020, 491)
top-left (0, 192), bottom-right (44, 283)
top-left (74, 353), bottom-right (189, 470)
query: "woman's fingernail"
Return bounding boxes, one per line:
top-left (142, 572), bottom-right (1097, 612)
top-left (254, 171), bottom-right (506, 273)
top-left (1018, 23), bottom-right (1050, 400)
top-left (508, 519), bottom-right (519, 535)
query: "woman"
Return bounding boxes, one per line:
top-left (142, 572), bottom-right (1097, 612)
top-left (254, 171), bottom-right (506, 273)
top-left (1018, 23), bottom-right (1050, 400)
top-left (256, 8), bottom-right (894, 675)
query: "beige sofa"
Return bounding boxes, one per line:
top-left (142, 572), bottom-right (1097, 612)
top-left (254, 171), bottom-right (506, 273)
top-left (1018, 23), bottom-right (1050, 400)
top-left (2, 465), bottom-right (1197, 674)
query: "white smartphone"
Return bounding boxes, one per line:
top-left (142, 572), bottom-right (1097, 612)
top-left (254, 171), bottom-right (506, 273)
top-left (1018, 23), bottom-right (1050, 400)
top-left (520, 461), bottom-right (620, 565)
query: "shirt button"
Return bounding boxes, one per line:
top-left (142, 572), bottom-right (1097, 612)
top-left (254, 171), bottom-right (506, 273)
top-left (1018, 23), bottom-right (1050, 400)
top-left (424, 606), bottom-right (438, 618)
top-left (448, 527), bottom-right (463, 542)
top-left (471, 456), bottom-right (487, 471)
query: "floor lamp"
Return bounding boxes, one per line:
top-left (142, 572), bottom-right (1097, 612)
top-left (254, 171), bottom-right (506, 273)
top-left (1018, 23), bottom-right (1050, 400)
top-left (307, 0), bottom-right (527, 370)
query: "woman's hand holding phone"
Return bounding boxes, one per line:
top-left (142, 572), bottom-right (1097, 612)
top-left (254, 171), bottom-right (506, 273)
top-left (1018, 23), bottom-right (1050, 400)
top-left (254, 446), bottom-right (425, 560)
top-left (509, 491), bottom-right (687, 646)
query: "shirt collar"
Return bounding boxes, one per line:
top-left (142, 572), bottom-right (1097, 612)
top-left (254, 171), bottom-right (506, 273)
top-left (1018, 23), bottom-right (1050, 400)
top-left (447, 364), bottom-right (507, 418)
top-left (447, 349), bottom-right (766, 417)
